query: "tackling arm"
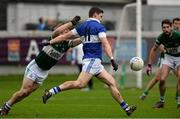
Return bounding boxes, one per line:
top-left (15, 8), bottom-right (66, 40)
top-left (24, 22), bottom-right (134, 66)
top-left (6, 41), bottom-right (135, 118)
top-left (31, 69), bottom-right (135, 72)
top-left (51, 16), bottom-right (81, 40)
top-left (69, 38), bottom-right (82, 47)
top-left (50, 31), bottom-right (74, 45)
top-left (52, 22), bottom-right (73, 38)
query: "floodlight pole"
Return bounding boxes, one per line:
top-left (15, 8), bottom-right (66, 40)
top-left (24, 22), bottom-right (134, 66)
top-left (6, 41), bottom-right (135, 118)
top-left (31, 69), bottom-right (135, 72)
top-left (136, 0), bottom-right (142, 89)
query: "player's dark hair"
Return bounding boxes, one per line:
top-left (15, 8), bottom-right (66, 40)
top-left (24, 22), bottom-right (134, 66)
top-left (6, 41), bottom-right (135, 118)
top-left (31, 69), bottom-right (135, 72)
top-left (161, 19), bottom-right (172, 27)
top-left (89, 7), bottom-right (104, 17)
top-left (173, 17), bottom-right (180, 23)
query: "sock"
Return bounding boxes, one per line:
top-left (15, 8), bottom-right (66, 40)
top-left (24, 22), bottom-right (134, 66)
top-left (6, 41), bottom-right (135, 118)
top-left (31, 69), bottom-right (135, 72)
top-left (176, 92), bottom-right (178, 99)
top-left (177, 96), bottom-right (180, 105)
top-left (160, 96), bottom-right (165, 102)
top-left (143, 89), bottom-right (148, 96)
top-left (4, 102), bottom-right (11, 110)
top-left (49, 86), bottom-right (61, 95)
top-left (120, 101), bottom-right (129, 111)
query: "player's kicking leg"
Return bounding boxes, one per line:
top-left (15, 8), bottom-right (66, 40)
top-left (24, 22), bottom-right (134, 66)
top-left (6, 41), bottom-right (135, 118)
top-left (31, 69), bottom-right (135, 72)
top-left (42, 71), bottom-right (92, 104)
top-left (97, 69), bottom-right (136, 116)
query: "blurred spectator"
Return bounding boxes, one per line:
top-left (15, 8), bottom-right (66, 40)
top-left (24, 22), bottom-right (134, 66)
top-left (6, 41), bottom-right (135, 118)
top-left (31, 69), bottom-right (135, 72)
top-left (37, 17), bottom-right (46, 31)
top-left (46, 18), bottom-right (57, 31)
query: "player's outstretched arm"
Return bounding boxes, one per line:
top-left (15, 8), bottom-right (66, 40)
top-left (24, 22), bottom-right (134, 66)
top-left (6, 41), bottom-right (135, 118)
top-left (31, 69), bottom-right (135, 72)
top-left (52, 16), bottom-right (81, 38)
top-left (68, 38), bottom-right (82, 47)
top-left (52, 22), bottom-right (73, 38)
top-left (39, 32), bottom-right (74, 46)
top-left (50, 31), bottom-right (74, 45)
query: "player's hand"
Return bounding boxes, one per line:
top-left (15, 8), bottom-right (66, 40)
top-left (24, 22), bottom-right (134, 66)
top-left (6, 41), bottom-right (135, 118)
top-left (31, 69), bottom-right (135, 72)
top-left (111, 59), bottom-right (118, 71)
top-left (146, 64), bottom-right (152, 76)
top-left (39, 40), bottom-right (50, 46)
top-left (71, 16), bottom-right (81, 26)
top-left (68, 40), bottom-right (73, 47)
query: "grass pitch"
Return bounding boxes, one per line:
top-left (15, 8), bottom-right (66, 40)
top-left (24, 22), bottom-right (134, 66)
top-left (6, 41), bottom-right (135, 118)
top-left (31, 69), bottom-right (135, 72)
top-left (0, 74), bottom-right (179, 118)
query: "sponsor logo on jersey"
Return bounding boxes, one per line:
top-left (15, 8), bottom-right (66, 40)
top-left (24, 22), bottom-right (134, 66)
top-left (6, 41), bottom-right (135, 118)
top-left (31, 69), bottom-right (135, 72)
top-left (42, 46), bottom-right (64, 60)
top-left (166, 46), bottom-right (180, 54)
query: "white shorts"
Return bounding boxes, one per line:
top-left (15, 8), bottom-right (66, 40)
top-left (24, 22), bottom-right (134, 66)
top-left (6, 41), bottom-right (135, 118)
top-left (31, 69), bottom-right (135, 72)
top-left (24, 60), bottom-right (49, 84)
top-left (161, 54), bottom-right (180, 70)
top-left (82, 58), bottom-right (104, 75)
top-left (157, 57), bottom-right (164, 68)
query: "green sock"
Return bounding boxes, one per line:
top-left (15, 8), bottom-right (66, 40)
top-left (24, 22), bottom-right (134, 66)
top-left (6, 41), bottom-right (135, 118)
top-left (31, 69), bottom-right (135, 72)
top-left (160, 96), bottom-right (165, 102)
top-left (143, 89), bottom-right (148, 96)
top-left (178, 95), bottom-right (180, 105)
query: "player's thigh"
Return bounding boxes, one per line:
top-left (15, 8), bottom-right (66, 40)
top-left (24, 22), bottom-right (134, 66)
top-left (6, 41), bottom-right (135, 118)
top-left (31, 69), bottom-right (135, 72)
top-left (176, 65), bottom-right (180, 78)
top-left (21, 78), bottom-right (40, 92)
top-left (77, 71), bottom-right (93, 85)
top-left (160, 64), bottom-right (171, 81)
top-left (97, 69), bottom-right (116, 86)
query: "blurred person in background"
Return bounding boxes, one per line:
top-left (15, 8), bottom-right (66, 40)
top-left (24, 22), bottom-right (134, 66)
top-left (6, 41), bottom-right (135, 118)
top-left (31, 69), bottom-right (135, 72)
top-left (172, 17), bottom-right (180, 99)
top-left (145, 19), bottom-right (180, 109)
top-left (37, 16), bottom-right (47, 31)
top-left (172, 17), bottom-right (180, 31)
top-left (42, 7), bottom-right (136, 116)
top-left (46, 18), bottom-right (58, 31)
top-left (71, 43), bottom-right (93, 91)
top-left (0, 16), bottom-right (81, 116)
top-left (139, 17), bottom-right (180, 101)
top-left (139, 45), bottom-right (166, 100)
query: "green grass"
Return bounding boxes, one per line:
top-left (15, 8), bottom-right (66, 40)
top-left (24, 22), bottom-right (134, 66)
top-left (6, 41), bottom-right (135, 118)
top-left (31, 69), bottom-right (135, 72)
top-left (0, 74), bottom-right (180, 118)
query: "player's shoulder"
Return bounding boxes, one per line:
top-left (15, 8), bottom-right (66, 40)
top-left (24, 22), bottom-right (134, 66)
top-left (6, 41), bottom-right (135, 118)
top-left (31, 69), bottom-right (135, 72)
top-left (172, 30), bottom-right (180, 36)
top-left (157, 33), bottom-right (164, 40)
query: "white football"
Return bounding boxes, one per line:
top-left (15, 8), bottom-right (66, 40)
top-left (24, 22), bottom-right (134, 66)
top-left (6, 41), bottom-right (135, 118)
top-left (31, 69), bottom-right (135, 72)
top-left (130, 57), bottom-right (144, 71)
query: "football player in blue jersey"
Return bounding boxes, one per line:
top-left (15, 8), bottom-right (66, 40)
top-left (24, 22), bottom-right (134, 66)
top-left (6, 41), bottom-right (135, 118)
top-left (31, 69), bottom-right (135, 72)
top-left (42, 7), bottom-right (136, 116)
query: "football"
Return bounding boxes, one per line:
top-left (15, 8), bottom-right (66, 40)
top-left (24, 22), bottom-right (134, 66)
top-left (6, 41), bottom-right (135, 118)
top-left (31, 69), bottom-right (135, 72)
top-left (130, 57), bottom-right (144, 71)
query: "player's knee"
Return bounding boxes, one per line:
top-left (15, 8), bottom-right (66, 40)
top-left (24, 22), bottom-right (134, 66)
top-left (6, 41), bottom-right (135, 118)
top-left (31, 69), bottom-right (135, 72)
top-left (74, 81), bottom-right (86, 89)
top-left (177, 77), bottom-right (180, 82)
top-left (156, 75), bottom-right (161, 81)
top-left (108, 79), bottom-right (117, 87)
top-left (19, 89), bottom-right (32, 97)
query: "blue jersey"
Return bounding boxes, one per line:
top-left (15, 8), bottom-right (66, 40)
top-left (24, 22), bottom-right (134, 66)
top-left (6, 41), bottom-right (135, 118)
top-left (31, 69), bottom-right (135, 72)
top-left (72, 18), bottom-right (106, 59)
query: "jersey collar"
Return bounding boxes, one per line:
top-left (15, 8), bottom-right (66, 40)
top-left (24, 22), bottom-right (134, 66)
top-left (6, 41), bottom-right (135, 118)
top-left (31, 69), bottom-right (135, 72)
top-left (87, 18), bottom-right (100, 23)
